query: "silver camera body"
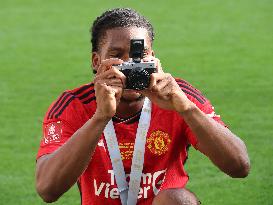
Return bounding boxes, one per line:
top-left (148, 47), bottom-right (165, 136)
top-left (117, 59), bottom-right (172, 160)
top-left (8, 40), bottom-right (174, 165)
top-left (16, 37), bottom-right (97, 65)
top-left (115, 39), bottom-right (156, 90)
top-left (116, 61), bottom-right (156, 90)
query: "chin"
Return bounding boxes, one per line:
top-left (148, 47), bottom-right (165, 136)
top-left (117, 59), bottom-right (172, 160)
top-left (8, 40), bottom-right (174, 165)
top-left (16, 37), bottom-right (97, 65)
top-left (121, 90), bottom-right (144, 103)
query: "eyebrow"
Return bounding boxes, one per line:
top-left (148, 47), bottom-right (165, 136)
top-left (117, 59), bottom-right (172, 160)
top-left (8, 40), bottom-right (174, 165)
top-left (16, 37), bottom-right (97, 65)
top-left (108, 46), bottom-right (126, 52)
top-left (107, 45), bottom-right (150, 54)
top-left (108, 46), bottom-right (149, 51)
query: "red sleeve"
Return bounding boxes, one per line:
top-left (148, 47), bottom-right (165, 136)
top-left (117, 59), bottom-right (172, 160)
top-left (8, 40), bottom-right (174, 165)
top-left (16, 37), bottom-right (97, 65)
top-left (175, 78), bottom-right (227, 148)
top-left (36, 92), bottom-right (87, 160)
top-left (185, 100), bottom-right (227, 148)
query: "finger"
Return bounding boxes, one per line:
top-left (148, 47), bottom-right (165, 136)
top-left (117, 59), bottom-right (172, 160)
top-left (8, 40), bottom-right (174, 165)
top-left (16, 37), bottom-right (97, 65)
top-left (137, 89), bottom-right (154, 100)
top-left (94, 80), bottom-right (108, 91)
top-left (110, 85), bottom-right (123, 99)
top-left (143, 56), bottom-right (155, 62)
top-left (97, 58), bottom-right (123, 74)
top-left (94, 79), bottom-right (124, 96)
top-left (94, 81), bottom-right (113, 97)
top-left (110, 85), bottom-right (121, 94)
top-left (156, 59), bottom-right (163, 73)
top-left (137, 89), bottom-right (149, 96)
top-left (95, 67), bottom-right (126, 87)
top-left (103, 78), bottom-right (124, 87)
top-left (114, 86), bottom-right (123, 101)
top-left (143, 56), bottom-right (163, 74)
top-left (108, 67), bottom-right (126, 86)
top-left (151, 77), bottom-right (169, 93)
top-left (101, 58), bottom-right (123, 67)
top-left (157, 83), bottom-right (172, 100)
top-left (149, 73), bottom-right (166, 89)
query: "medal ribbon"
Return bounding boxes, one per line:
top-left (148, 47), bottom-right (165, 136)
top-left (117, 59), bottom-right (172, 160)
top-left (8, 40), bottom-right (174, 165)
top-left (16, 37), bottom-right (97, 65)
top-left (104, 98), bottom-right (152, 205)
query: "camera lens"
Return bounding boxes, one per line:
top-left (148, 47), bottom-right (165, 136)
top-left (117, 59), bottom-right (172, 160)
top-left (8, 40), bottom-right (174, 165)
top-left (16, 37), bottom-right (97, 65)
top-left (127, 67), bottom-right (150, 90)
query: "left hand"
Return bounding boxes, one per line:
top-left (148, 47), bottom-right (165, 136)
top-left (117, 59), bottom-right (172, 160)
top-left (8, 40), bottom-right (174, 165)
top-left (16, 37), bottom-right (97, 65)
top-left (138, 57), bottom-right (194, 113)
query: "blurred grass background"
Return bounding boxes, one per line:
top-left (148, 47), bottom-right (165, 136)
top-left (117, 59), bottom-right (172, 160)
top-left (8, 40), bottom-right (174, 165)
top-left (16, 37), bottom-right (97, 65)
top-left (0, 0), bottom-right (272, 204)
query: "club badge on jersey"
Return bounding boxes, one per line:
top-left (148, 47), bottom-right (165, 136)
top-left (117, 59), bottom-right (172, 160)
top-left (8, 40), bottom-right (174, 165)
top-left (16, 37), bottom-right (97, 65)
top-left (43, 121), bottom-right (62, 145)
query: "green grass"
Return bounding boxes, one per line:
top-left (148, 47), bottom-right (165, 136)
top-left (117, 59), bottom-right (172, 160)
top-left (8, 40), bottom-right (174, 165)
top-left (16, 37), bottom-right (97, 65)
top-left (0, 0), bottom-right (272, 204)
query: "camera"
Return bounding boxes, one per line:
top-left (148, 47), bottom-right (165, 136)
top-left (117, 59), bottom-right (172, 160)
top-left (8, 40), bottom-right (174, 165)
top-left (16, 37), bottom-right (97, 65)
top-left (114, 39), bottom-right (156, 90)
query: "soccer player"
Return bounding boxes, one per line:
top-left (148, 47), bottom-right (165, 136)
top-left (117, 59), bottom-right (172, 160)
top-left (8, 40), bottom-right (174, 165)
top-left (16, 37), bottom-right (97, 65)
top-left (35, 8), bottom-right (250, 205)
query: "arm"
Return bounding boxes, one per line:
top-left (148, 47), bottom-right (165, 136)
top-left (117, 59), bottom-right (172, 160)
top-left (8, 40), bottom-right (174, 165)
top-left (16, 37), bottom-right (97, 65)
top-left (36, 59), bottom-right (125, 202)
top-left (139, 57), bottom-right (250, 178)
top-left (36, 114), bottom-right (110, 203)
top-left (180, 103), bottom-right (250, 178)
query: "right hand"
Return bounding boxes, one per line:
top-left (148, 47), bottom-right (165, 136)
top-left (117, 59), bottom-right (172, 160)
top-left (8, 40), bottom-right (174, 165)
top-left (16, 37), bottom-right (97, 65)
top-left (93, 58), bottom-right (126, 120)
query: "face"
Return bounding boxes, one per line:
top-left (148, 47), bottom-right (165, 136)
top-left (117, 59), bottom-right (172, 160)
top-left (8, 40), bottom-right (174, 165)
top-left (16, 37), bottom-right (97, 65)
top-left (92, 27), bottom-right (154, 103)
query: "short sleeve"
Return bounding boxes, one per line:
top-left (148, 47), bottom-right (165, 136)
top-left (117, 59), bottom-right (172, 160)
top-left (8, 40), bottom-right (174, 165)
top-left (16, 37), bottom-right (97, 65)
top-left (175, 78), bottom-right (227, 148)
top-left (36, 92), bottom-right (87, 160)
top-left (185, 100), bottom-right (228, 148)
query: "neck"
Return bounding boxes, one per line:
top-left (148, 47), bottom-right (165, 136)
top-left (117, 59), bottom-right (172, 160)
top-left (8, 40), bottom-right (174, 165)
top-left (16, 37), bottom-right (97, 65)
top-left (115, 98), bottom-right (145, 119)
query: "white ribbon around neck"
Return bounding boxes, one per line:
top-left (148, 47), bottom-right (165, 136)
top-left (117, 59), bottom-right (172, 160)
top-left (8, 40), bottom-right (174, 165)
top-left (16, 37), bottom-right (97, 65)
top-left (103, 97), bottom-right (152, 205)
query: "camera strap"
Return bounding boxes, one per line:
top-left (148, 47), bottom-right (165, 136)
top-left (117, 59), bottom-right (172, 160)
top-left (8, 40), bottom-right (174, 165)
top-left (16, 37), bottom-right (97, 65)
top-left (103, 97), bottom-right (152, 205)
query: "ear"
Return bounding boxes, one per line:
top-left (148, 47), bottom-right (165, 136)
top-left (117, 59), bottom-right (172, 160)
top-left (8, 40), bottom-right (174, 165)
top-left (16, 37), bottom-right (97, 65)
top-left (92, 52), bottom-right (101, 72)
top-left (151, 50), bottom-right (155, 57)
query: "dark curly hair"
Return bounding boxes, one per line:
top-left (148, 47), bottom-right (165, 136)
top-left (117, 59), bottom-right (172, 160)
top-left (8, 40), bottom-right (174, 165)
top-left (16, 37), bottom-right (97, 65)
top-left (90, 8), bottom-right (155, 52)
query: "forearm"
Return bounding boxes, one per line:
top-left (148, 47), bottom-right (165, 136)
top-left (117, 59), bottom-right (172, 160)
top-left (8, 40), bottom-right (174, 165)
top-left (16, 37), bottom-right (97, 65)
top-left (36, 113), bottom-right (110, 202)
top-left (180, 103), bottom-right (250, 177)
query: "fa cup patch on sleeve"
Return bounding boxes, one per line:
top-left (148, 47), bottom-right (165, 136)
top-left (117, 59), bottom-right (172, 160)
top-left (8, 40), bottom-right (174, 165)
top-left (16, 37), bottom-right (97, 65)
top-left (43, 121), bottom-right (62, 145)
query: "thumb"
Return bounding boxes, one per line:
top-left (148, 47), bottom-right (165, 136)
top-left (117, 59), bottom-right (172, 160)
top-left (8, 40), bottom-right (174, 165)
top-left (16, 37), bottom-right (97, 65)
top-left (137, 89), bottom-right (147, 95)
top-left (137, 89), bottom-right (153, 98)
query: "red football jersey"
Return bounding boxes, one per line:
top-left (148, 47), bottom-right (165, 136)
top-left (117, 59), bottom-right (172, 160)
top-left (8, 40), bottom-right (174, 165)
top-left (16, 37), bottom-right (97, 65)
top-left (37, 78), bottom-right (226, 205)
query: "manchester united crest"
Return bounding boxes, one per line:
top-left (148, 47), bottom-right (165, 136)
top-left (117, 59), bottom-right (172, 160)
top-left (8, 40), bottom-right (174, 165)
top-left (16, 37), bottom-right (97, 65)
top-left (147, 130), bottom-right (171, 155)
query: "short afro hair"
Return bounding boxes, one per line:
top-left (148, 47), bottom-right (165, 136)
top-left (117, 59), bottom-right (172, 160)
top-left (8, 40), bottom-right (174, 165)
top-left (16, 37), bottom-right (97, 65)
top-left (90, 8), bottom-right (155, 52)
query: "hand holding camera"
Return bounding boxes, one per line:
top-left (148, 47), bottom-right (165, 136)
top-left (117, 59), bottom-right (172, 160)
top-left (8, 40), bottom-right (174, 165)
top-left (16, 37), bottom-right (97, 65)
top-left (94, 58), bottom-right (126, 119)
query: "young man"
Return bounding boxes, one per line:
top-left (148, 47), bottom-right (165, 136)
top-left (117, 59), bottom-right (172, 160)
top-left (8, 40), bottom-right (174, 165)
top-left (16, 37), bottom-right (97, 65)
top-left (35, 8), bottom-right (250, 205)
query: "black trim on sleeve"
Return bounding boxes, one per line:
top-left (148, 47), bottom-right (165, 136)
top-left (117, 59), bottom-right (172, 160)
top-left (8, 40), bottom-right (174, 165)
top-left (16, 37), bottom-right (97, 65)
top-left (181, 89), bottom-right (205, 104)
top-left (78, 89), bottom-right (95, 100)
top-left (54, 95), bottom-right (76, 119)
top-left (47, 92), bottom-right (67, 119)
top-left (175, 79), bottom-right (206, 104)
top-left (177, 82), bottom-right (206, 102)
top-left (47, 83), bottom-right (95, 119)
top-left (72, 83), bottom-right (94, 95)
top-left (82, 96), bottom-right (96, 104)
top-left (48, 92), bottom-right (71, 119)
